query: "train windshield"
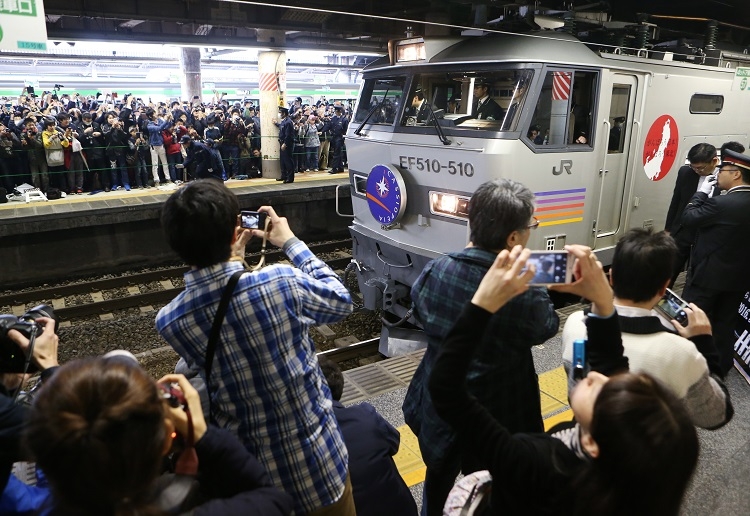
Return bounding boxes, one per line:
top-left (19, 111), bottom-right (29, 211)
top-left (354, 77), bottom-right (407, 125)
top-left (401, 70), bottom-right (534, 132)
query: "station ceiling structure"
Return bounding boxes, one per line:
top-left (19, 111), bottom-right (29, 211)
top-left (39, 0), bottom-right (750, 51)
top-left (2, 0), bottom-right (748, 96)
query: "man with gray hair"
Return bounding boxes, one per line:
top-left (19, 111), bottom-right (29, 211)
top-left (402, 178), bottom-right (559, 516)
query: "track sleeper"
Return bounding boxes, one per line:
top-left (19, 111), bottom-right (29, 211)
top-left (315, 324), bottom-right (336, 338)
top-left (91, 292), bottom-right (105, 303)
top-left (51, 298), bottom-right (65, 310)
top-left (99, 313), bottom-right (114, 321)
top-left (127, 286), bottom-right (141, 295)
top-left (11, 305), bottom-right (26, 316)
top-left (334, 335), bottom-right (360, 348)
top-left (159, 280), bottom-right (174, 290)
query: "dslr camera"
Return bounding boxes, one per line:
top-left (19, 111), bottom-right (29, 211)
top-left (0, 305), bottom-right (56, 373)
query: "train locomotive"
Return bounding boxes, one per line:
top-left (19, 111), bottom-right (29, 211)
top-left (339, 18), bottom-right (750, 355)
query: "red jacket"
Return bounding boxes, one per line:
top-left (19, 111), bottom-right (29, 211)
top-left (163, 126), bottom-right (188, 155)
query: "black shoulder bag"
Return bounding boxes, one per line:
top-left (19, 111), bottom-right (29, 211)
top-left (204, 270), bottom-right (245, 419)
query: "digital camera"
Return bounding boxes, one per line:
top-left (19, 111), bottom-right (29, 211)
top-left (0, 305), bottom-right (56, 373)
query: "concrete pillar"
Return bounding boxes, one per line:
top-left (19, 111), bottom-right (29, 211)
top-left (179, 47), bottom-right (202, 102)
top-left (257, 33), bottom-right (286, 179)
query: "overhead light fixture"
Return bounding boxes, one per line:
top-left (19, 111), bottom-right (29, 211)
top-left (534, 15), bottom-right (565, 30)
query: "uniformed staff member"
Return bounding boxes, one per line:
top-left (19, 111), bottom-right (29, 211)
top-left (180, 135), bottom-right (221, 182)
top-left (471, 81), bottom-right (504, 121)
top-left (277, 106), bottom-right (295, 183)
top-left (681, 149), bottom-right (750, 375)
top-left (322, 105), bottom-right (347, 174)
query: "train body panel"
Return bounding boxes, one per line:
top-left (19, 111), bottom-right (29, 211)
top-left (341, 31), bottom-right (750, 354)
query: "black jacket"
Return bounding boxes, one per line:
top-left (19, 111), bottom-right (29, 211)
top-left (472, 97), bottom-right (504, 121)
top-left (332, 401), bottom-right (418, 516)
top-left (681, 186), bottom-right (750, 291)
top-left (665, 165), bottom-right (701, 243)
top-left (430, 303), bottom-right (626, 515)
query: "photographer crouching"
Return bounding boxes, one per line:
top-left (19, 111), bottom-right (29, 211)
top-left (0, 308), bottom-right (59, 508)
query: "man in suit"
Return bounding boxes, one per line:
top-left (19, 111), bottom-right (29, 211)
top-left (665, 142), bottom-right (746, 286)
top-left (665, 143), bottom-right (719, 286)
top-left (318, 357), bottom-right (418, 516)
top-left (277, 106), bottom-right (295, 183)
top-left (471, 81), bottom-right (504, 121)
top-left (409, 89), bottom-right (430, 124)
top-left (500, 78), bottom-right (527, 130)
top-left (681, 149), bottom-right (750, 375)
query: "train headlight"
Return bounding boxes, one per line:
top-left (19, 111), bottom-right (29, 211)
top-left (395, 38), bottom-right (426, 63)
top-left (429, 191), bottom-right (470, 220)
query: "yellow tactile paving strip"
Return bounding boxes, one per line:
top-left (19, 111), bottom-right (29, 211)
top-left (394, 366), bottom-right (574, 487)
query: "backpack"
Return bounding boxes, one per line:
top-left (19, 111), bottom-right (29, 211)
top-left (46, 188), bottom-right (62, 200)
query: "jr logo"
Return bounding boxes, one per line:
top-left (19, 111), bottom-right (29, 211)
top-left (553, 160), bottom-right (573, 175)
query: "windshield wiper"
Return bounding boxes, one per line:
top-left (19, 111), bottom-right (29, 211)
top-left (355, 87), bottom-right (390, 136)
top-left (424, 103), bottom-right (451, 145)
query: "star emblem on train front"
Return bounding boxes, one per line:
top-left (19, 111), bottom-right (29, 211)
top-left (365, 164), bottom-right (408, 226)
top-left (376, 176), bottom-right (389, 197)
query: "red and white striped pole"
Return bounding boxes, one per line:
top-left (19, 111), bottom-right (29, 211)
top-left (259, 50), bottom-right (286, 179)
top-left (549, 71), bottom-right (571, 145)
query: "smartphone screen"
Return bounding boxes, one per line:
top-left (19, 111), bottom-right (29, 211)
top-left (527, 251), bottom-right (573, 285)
top-left (240, 211), bottom-right (266, 230)
top-left (655, 288), bottom-right (688, 325)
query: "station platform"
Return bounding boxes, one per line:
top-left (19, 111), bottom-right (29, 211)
top-left (0, 171), bottom-right (351, 287)
top-left (345, 292), bottom-right (750, 515)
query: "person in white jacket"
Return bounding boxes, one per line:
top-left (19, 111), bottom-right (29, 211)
top-left (562, 227), bottom-right (733, 429)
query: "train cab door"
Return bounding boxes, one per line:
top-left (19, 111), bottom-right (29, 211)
top-left (591, 73), bottom-right (642, 249)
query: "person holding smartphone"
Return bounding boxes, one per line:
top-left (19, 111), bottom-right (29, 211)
top-left (156, 183), bottom-right (354, 515)
top-left (561, 228), bottom-right (732, 430)
top-left (430, 244), bottom-right (698, 515)
top-left (402, 178), bottom-right (558, 516)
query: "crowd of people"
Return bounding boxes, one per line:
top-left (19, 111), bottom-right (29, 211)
top-left (0, 91), bottom-right (351, 197)
top-left (1, 140), bottom-right (748, 515)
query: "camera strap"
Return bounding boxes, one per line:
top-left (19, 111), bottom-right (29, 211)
top-left (204, 269), bottom-right (245, 420)
top-left (248, 216), bottom-right (271, 271)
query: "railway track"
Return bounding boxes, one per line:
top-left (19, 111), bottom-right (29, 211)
top-left (1, 239), bottom-right (353, 321)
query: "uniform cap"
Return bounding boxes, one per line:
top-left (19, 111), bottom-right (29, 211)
top-left (180, 135), bottom-right (192, 144)
top-left (721, 149), bottom-right (750, 171)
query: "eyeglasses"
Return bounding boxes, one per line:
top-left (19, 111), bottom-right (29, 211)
top-left (527, 217), bottom-right (540, 230)
top-left (689, 161), bottom-right (716, 174)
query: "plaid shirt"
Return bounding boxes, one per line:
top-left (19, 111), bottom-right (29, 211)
top-left (156, 239), bottom-right (352, 514)
top-left (402, 247), bottom-right (559, 466)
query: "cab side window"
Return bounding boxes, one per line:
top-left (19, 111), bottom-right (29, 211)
top-left (529, 70), bottom-right (598, 147)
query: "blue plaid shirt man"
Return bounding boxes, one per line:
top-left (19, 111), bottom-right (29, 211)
top-left (157, 238), bottom-right (352, 514)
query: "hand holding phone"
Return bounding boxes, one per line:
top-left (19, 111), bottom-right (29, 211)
top-left (572, 339), bottom-right (587, 381)
top-left (526, 250), bottom-right (574, 286)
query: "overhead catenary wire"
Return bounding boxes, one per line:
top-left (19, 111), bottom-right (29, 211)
top-left (222, 0), bottom-right (747, 63)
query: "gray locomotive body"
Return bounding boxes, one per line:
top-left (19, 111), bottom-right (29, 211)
top-left (341, 31), bottom-right (749, 355)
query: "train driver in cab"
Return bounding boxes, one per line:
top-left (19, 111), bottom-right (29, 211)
top-left (471, 81), bottom-right (504, 121)
top-left (410, 88), bottom-right (430, 124)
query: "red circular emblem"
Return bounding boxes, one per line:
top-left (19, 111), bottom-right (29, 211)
top-left (642, 115), bottom-right (679, 181)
